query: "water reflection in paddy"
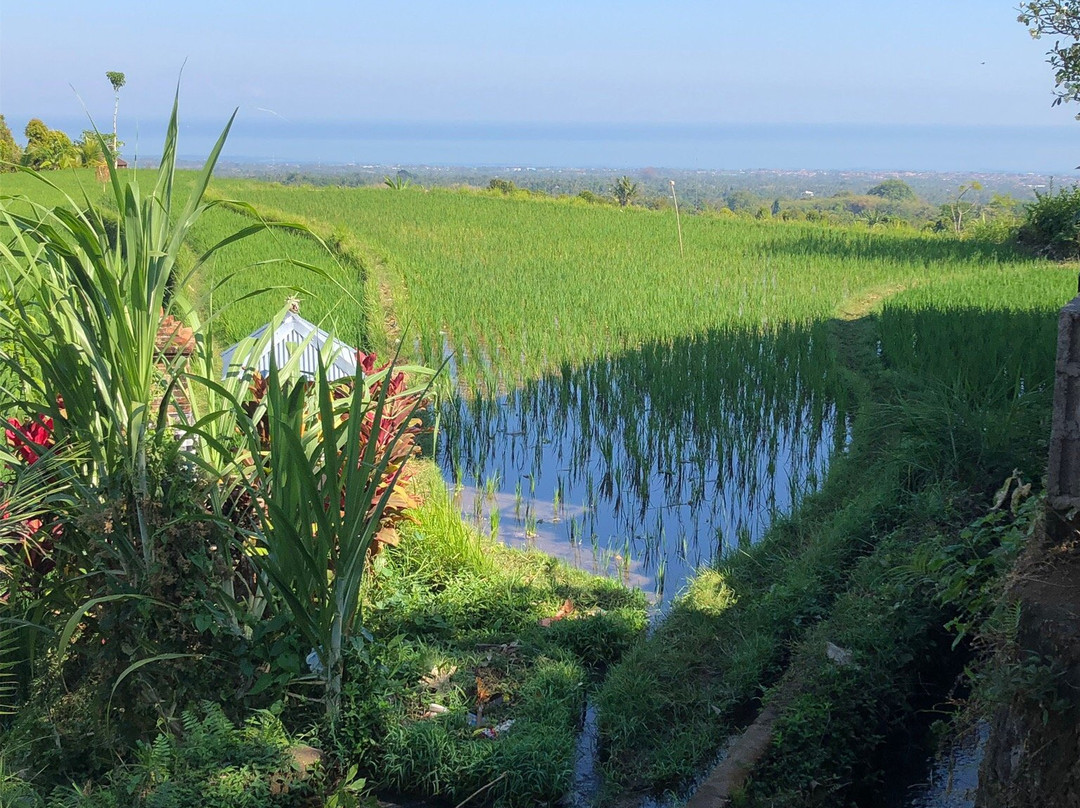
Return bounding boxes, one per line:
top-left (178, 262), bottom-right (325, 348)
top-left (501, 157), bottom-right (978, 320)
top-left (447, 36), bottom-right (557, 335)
top-left (436, 323), bottom-right (850, 605)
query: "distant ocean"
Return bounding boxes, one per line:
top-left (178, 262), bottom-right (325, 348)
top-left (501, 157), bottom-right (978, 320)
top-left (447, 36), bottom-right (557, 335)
top-left (44, 117), bottom-right (1080, 174)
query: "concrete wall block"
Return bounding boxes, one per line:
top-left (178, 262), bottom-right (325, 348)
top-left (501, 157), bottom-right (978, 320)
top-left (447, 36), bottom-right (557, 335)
top-left (1047, 295), bottom-right (1080, 511)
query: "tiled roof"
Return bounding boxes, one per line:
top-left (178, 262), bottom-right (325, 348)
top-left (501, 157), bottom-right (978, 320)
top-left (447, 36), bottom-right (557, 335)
top-left (156, 313), bottom-right (196, 358)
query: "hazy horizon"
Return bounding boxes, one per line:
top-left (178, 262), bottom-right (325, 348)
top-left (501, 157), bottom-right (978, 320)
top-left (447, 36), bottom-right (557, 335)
top-left (4, 2), bottom-right (1080, 175)
top-left (21, 114), bottom-right (1078, 175)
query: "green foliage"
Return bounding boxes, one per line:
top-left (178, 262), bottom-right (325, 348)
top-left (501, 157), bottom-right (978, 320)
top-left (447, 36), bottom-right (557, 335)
top-left (20, 120), bottom-right (77, 171)
top-left (0, 96), bottom-right (353, 794)
top-left (1018, 1), bottom-right (1080, 114)
top-left (41, 703), bottom-right (308, 808)
top-left (596, 465), bottom-right (896, 790)
top-left (2, 95), bottom-right (229, 507)
top-left (329, 476), bottom-right (646, 806)
top-left (908, 479), bottom-right (1036, 646)
top-left (0, 751), bottom-right (42, 808)
top-left (576, 189), bottom-right (612, 205)
top-left (0, 115), bottom-right (20, 170)
top-left (105, 72), bottom-right (126, 93)
top-left (737, 485), bottom-right (1038, 806)
top-left (1017, 183), bottom-right (1080, 258)
top-left (744, 533), bottom-right (947, 806)
top-left (76, 131), bottom-right (106, 167)
top-left (612, 176), bottom-right (639, 207)
top-left (382, 175), bottom-right (410, 190)
top-left (487, 178), bottom-right (517, 195)
top-left (906, 489), bottom-right (1069, 724)
top-left (235, 346), bottom-right (437, 721)
top-left (867, 178), bottom-right (916, 201)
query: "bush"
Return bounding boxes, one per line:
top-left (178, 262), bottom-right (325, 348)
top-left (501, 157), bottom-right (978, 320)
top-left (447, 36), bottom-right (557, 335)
top-left (488, 178), bottom-right (517, 195)
top-left (1016, 184), bottom-right (1080, 258)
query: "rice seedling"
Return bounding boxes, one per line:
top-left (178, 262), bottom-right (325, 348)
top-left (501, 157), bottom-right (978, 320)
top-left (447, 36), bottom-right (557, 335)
top-left (471, 491), bottom-right (483, 524)
top-left (483, 472), bottom-right (500, 501)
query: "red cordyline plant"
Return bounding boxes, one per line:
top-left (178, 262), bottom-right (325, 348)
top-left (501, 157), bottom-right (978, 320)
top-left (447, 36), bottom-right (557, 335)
top-left (347, 350), bottom-right (428, 548)
top-left (5, 416), bottom-right (54, 465)
top-left (240, 349), bottom-right (429, 550)
top-left (2, 415), bottom-right (60, 576)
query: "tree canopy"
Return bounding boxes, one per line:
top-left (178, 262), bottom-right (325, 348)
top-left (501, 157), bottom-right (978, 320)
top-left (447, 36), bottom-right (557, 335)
top-left (613, 176), bottom-right (640, 207)
top-left (105, 70), bottom-right (126, 93)
top-left (12, 118), bottom-right (112, 170)
top-left (0, 115), bottom-right (20, 170)
top-left (867, 179), bottom-right (916, 201)
top-left (22, 118), bottom-right (77, 170)
top-left (1018, 1), bottom-right (1080, 114)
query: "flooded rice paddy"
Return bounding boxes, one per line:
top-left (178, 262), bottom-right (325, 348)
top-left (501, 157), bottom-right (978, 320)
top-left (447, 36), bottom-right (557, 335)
top-left (436, 323), bottom-right (850, 604)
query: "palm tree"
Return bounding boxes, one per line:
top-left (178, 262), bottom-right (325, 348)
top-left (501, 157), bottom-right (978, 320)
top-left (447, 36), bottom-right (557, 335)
top-left (613, 175), bottom-right (639, 207)
top-left (105, 71), bottom-right (125, 159)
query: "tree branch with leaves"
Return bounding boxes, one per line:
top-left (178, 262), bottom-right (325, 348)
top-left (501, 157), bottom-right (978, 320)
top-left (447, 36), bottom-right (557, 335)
top-left (1018, 1), bottom-right (1080, 115)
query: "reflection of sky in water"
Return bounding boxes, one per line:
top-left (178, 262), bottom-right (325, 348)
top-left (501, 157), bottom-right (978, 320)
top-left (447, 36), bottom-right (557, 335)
top-left (436, 327), bottom-right (849, 605)
top-left (902, 723), bottom-right (986, 808)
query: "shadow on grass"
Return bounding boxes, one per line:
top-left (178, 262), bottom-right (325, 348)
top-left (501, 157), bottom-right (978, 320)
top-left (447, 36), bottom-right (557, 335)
top-left (591, 301), bottom-right (1061, 801)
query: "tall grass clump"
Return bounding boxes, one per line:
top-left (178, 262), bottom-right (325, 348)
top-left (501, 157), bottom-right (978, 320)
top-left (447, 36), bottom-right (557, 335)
top-left (0, 94), bottom-right (308, 534)
top-left (230, 347), bottom-right (437, 721)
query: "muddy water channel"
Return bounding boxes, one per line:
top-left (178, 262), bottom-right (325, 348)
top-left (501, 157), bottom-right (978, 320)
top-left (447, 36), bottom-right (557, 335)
top-left (436, 324), bottom-right (850, 603)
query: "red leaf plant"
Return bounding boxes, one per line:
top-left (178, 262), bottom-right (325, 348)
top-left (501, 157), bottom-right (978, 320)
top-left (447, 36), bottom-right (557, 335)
top-left (2, 415), bottom-right (60, 577)
top-left (236, 351), bottom-right (429, 551)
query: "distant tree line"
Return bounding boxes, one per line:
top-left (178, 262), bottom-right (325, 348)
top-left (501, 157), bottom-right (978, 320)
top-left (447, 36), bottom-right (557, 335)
top-left (0, 115), bottom-right (122, 172)
top-left (1, 70), bottom-right (125, 172)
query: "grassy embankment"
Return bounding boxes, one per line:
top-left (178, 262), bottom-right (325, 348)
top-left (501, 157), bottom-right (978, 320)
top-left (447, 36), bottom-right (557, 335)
top-left (201, 180), bottom-right (1072, 803)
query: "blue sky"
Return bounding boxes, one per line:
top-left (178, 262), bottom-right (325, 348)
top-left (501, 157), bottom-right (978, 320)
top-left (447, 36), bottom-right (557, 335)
top-left (1, 2), bottom-right (1077, 169)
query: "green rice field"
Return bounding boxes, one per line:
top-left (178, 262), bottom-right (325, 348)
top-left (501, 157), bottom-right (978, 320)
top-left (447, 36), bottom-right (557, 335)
top-left (5, 163), bottom-right (1077, 804)
top-left (190, 179), bottom-right (1071, 609)
top-left (208, 180), bottom-right (1070, 388)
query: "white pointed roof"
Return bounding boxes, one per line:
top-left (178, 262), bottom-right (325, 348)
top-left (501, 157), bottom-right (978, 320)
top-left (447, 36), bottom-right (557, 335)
top-left (220, 310), bottom-right (357, 381)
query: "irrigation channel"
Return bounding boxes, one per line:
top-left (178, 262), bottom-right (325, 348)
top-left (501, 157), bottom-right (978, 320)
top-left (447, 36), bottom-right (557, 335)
top-left (435, 322), bottom-right (848, 605)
